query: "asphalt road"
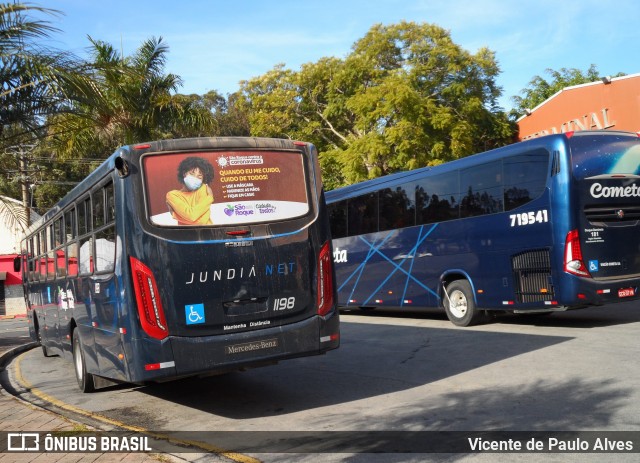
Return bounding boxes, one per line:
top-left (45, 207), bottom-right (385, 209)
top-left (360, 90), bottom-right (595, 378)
top-left (5, 303), bottom-right (640, 462)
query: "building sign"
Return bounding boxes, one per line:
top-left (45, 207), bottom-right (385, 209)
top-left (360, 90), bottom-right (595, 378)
top-left (517, 74), bottom-right (640, 141)
top-left (522, 108), bottom-right (616, 140)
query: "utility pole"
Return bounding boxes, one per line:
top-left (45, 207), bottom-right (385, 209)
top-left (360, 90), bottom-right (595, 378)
top-left (19, 148), bottom-right (30, 224)
top-left (5, 144), bottom-right (37, 226)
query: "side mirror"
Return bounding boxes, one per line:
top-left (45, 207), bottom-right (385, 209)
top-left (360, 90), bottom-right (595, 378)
top-left (115, 156), bottom-right (129, 178)
top-left (13, 256), bottom-right (21, 272)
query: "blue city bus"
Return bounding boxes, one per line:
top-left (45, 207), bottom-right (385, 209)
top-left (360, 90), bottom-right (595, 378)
top-left (17, 137), bottom-right (339, 392)
top-left (326, 130), bottom-right (640, 326)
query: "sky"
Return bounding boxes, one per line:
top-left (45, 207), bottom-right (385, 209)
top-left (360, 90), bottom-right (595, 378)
top-left (38, 0), bottom-right (640, 110)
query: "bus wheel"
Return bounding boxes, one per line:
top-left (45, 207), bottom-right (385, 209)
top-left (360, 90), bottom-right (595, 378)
top-left (40, 338), bottom-right (53, 358)
top-left (35, 321), bottom-right (53, 358)
top-left (72, 329), bottom-right (95, 393)
top-left (444, 280), bottom-right (484, 327)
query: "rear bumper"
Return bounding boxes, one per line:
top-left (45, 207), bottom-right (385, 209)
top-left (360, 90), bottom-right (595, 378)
top-left (556, 274), bottom-right (640, 307)
top-left (137, 312), bottom-right (339, 381)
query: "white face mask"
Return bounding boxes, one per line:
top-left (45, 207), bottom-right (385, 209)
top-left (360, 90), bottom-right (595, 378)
top-left (184, 174), bottom-right (203, 191)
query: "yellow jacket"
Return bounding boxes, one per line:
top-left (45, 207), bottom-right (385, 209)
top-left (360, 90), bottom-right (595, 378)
top-left (166, 185), bottom-right (213, 225)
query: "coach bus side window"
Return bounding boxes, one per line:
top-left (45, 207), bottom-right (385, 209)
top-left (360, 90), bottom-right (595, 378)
top-left (39, 229), bottom-right (47, 281)
top-left (93, 188), bottom-right (105, 229)
top-left (417, 171), bottom-right (460, 224)
top-left (379, 184), bottom-right (416, 232)
top-left (54, 217), bottom-right (63, 246)
top-left (65, 208), bottom-right (76, 241)
top-left (67, 241), bottom-right (79, 277)
top-left (53, 216), bottom-right (65, 277)
top-left (45, 223), bottom-right (56, 280)
top-left (460, 161), bottom-right (503, 218)
top-left (348, 193), bottom-right (378, 236)
top-left (79, 237), bottom-right (93, 275)
top-left (94, 182), bottom-right (116, 273)
top-left (39, 254), bottom-right (47, 281)
top-left (65, 207), bottom-right (78, 277)
top-left (47, 223), bottom-right (56, 279)
top-left (94, 227), bottom-right (115, 273)
top-left (94, 183), bottom-right (116, 273)
top-left (105, 182), bottom-right (115, 223)
top-left (48, 224), bottom-right (55, 253)
top-left (504, 150), bottom-right (550, 211)
top-left (78, 197), bottom-right (90, 236)
top-left (78, 196), bottom-right (93, 276)
top-left (328, 201), bottom-right (348, 239)
top-left (31, 235), bottom-right (38, 282)
top-left (28, 237), bottom-right (35, 282)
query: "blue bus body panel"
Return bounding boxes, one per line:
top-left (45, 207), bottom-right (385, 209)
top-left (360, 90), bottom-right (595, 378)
top-left (334, 190), bottom-right (554, 310)
top-left (328, 131), bottom-right (640, 315)
top-left (21, 137), bottom-right (339, 388)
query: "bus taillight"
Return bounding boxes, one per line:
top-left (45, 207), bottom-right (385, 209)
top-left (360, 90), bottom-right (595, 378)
top-left (130, 256), bottom-right (169, 340)
top-left (317, 241), bottom-right (334, 316)
top-left (564, 230), bottom-right (591, 278)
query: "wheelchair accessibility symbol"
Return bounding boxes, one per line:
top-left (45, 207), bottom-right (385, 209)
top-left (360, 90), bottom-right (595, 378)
top-left (185, 303), bottom-right (205, 325)
top-left (589, 260), bottom-right (599, 272)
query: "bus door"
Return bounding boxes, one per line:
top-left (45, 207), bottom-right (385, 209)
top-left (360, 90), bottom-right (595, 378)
top-left (56, 280), bottom-right (75, 357)
top-left (91, 231), bottom-right (125, 381)
top-left (42, 283), bottom-right (61, 353)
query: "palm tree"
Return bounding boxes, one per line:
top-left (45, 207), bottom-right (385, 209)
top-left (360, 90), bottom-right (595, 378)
top-left (47, 36), bottom-right (215, 160)
top-left (0, 2), bottom-right (78, 231)
top-left (1, 4), bottom-right (215, 234)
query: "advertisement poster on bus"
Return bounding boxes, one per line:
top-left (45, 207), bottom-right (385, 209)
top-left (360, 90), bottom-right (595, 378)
top-left (142, 151), bottom-right (309, 226)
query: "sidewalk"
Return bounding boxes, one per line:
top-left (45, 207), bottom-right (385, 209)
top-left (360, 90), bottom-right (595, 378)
top-left (0, 324), bottom-right (174, 462)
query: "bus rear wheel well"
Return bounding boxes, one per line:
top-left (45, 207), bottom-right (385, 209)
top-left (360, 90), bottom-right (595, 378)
top-left (69, 319), bottom-right (77, 338)
top-left (32, 312), bottom-right (40, 336)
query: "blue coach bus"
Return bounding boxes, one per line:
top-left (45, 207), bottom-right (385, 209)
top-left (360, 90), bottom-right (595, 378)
top-left (17, 137), bottom-right (339, 392)
top-left (326, 130), bottom-right (640, 326)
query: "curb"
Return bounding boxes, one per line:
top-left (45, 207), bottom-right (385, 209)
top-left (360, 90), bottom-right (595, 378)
top-left (0, 343), bottom-right (240, 462)
top-left (0, 342), bottom-right (37, 371)
top-left (0, 343), bottom-right (191, 463)
top-left (0, 314), bottom-right (27, 320)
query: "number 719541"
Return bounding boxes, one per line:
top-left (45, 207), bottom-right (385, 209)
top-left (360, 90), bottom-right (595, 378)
top-left (509, 209), bottom-right (549, 227)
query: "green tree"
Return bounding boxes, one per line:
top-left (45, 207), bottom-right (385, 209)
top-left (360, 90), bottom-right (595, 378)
top-left (0, 2), bottom-right (86, 230)
top-left (238, 21), bottom-right (515, 188)
top-left (510, 65), bottom-right (624, 119)
top-left (174, 90), bottom-right (249, 137)
top-left (46, 36), bottom-right (216, 161)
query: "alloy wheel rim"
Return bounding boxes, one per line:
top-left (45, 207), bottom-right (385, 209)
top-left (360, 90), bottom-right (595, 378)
top-left (449, 289), bottom-right (468, 319)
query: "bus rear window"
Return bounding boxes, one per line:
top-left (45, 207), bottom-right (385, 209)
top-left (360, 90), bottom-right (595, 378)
top-left (143, 150), bottom-right (309, 226)
top-left (570, 135), bottom-right (640, 180)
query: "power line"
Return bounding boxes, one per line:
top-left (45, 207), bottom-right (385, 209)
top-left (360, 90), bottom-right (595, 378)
top-left (32, 181), bottom-right (79, 185)
top-left (10, 156), bottom-right (104, 165)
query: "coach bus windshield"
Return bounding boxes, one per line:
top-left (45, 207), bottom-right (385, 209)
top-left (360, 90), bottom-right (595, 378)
top-left (142, 150), bottom-right (309, 226)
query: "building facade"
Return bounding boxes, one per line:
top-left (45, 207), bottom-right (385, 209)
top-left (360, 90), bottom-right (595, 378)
top-left (517, 73), bottom-right (640, 140)
top-left (0, 196), bottom-right (39, 316)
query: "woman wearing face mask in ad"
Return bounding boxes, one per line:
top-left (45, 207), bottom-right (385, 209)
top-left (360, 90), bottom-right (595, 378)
top-left (166, 156), bottom-right (215, 225)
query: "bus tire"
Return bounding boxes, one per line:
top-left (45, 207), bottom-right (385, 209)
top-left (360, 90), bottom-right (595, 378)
top-left (41, 341), bottom-right (52, 358)
top-left (35, 320), bottom-right (53, 358)
top-left (444, 280), bottom-right (484, 327)
top-left (72, 329), bottom-right (96, 393)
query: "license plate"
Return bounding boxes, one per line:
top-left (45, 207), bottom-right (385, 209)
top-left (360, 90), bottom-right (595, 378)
top-left (618, 288), bottom-right (635, 298)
